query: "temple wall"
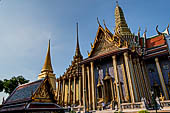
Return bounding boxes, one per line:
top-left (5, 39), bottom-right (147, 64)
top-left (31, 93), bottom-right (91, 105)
top-left (159, 58), bottom-right (170, 84)
top-left (145, 58), bottom-right (166, 97)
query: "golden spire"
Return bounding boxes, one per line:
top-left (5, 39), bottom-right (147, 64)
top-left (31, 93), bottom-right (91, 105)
top-left (41, 40), bottom-right (53, 73)
top-left (75, 22), bottom-right (82, 58)
top-left (114, 1), bottom-right (131, 35)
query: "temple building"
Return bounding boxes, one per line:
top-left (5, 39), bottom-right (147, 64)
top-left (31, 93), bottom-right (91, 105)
top-left (1, 2), bottom-right (170, 112)
top-left (56, 2), bottom-right (170, 111)
top-left (0, 41), bottom-right (67, 113)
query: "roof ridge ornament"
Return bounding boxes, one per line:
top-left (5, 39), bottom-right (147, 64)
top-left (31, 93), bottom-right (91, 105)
top-left (97, 17), bottom-right (101, 26)
top-left (156, 25), bottom-right (162, 35)
top-left (103, 19), bottom-right (107, 29)
top-left (163, 24), bottom-right (170, 35)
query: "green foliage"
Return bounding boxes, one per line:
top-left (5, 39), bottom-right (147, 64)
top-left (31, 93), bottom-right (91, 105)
top-left (2, 75), bottom-right (29, 94)
top-left (69, 111), bottom-right (76, 113)
top-left (0, 80), bottom-right (3, 92)
top-left (114, 111), bottom-right (123, 113)
top-left (138, 110), bottom-right (150, 113)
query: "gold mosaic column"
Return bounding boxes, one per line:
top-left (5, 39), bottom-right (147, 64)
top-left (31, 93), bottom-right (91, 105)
top-left (110, 78), bottom-right (115, 101)
top-left (62, 78), bottom-right (65, 105)
top-left (120, 57), bottom-right (130, 102)
top-left (79, 76), bottom-right (82, 106)
top-left (87, 66), bottom-right (92, 110)
top-left (82, 64), bottom-right (86, 109)
top-left (136, 58), bottom-right (147, 98)
top-left (90, 62), bottom-right (96, 110)
top-left (141, 61), bottom-right (151, 100)
top-left (155, 57), bottom-right (169, 100)
top-left (133, 58), bottom-right (142, 100)
top-left (57, 80), bottom-right (61, 103)
top-left (112, 56), bottom-right (121, 108)
top-left (68, 77), bottom-right (71, 105)
top-left (123, 52), bottom-right (135, 103)
top-left (73, 75), bottom-right (76, 105)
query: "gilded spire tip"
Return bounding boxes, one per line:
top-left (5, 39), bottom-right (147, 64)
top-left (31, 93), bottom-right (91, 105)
top-left (75, 22), bottom-right (82, 58)
top-left (41, 40), bottom-right (53, 73)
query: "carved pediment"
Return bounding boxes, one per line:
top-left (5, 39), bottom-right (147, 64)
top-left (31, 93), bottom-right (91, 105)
top-left (89, 27), bottom-right (121, 57)
top-left (33, 79), bottom-right (55, 102)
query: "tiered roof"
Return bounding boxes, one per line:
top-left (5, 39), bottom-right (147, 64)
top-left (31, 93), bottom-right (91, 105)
top-left (0, 76), bottom-right (65, 112)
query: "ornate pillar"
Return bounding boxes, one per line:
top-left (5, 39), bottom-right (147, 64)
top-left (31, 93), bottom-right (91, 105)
top-left (123, 52), bottom-right (135, 103)
top-left (141, 61), bottom-right (151, 100)
top-left (56, 80), bottom-right (59, 98)
top-left (57, 80), bottom-right (61, 103)
top-left (136, 58), bottom-right (147, 98)
top-left (79, 76), bottom-right (82, 106)
top-left (133, 58), bottom-right (142, 100)
top-left (68, 77), bottom-right (71, 105)
top-left (82, 64), bottom-right (86, 110)
top-left (73, 75), bottom-right (76, 105)
top-left (62, 78), bottom-right (65, 106)
top-left (155, 57), bottom-right (169, 100)
top-left (110, 78), bottom-right (115, 101)
top-left (112, 56), bottom-right (121, 108)
top-left (120, 57), bottom-right (130, 102)
top-left (90, 62), bottom-right (96, 110)
top-left (87, 66), bottom-right (92, 110)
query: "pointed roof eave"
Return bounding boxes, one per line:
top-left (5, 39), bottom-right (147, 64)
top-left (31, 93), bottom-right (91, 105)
top-left (41, 40), bottom-right (53, 73)
top-left (88, 25), bottom-right (105, 57)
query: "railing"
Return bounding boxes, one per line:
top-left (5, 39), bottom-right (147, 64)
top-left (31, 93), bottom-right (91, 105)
top-left (160, 100), bottom-right (170, 108)
top-left (121, 102), bottom-right (145, 109)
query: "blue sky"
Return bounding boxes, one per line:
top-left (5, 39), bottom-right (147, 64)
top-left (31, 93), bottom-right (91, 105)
top-left (0, 0), bottom-right (170, 102)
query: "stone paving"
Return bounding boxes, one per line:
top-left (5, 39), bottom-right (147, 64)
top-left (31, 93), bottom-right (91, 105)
top-left (80, 108), bottom-right (170, 113)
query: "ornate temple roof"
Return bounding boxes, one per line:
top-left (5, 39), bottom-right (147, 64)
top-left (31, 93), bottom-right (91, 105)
top-left (4, 79), bottom-right (43, 104)
top-left (59, 23), bottom-right (83, 80)
top-left (0, 76), bottom-right (65, 112)
top-left (41, 40), bottom-right (53, 73)
top-left (114, 2), bottom-right (131, 35)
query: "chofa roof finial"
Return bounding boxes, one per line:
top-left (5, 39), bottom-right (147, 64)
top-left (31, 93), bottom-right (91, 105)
top-left (103, 19), bottom-right (107, 29)
top-left (156, 25), bottom-right (162, 35)
top-left (97, 17), bottom-right (101, 26)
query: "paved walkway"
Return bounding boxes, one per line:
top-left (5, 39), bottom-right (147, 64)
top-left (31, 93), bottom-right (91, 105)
top-left (90, 109), bottom-right (170, 113)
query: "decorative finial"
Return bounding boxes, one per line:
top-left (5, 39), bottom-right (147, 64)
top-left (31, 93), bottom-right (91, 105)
top-left (156, 25), bottom-right (162, 35)
top-left (97, 17), bottom-right (101, 26)
top-left (138, 27), bottom-right (141, 37)
top-left (103, 19), bottom-right (107, 28)
top-left (138, 27), bottom-right (141, 33)
top-left (163, 24), bottom-right (170, 35)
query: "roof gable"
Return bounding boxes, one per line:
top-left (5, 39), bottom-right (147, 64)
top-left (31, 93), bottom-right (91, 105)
top-left (33, 77), bottom-right (56, 103)
top-left (88, 26), bottom-right (120, 57)
top-left (4, 76), bottom-right (56, 105)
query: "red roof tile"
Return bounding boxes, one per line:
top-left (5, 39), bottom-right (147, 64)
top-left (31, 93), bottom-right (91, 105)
top-left (146, 35), bottom-right (165, 48)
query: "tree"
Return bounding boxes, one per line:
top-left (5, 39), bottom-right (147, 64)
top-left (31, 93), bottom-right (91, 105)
top-left (2, 76), bottom-right (29, 94)
top-left (0, 80), bottom-right (3, 92)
